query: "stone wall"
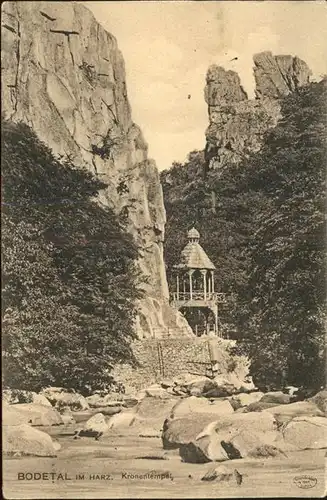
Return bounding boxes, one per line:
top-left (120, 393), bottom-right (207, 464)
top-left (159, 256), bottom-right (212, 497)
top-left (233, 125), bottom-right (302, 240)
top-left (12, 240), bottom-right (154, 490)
top-left (112, 336), bottom-right (249, 393)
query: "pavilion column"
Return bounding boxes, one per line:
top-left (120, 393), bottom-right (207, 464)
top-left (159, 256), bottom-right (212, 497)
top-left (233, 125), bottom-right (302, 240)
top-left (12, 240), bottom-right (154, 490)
top-left (201, 270), bottom-right (207, 300)
top-left (211, 271), bottom-right (215, 293)
top-left (176, 274), bottom-right (180, 300)
top-left (214, 305), bottom-right (219, 336)
top-left (189, 270), bottom-right (194, 299)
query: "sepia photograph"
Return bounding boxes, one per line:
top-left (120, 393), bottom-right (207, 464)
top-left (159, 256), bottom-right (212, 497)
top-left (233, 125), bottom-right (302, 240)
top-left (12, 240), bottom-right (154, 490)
top-left (1, 0), bottom-right (326, 498)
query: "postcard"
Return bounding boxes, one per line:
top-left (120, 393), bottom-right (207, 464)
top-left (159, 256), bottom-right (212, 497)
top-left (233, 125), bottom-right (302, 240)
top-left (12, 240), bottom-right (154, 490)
top-left (2, 0), bottom-right (326, 498)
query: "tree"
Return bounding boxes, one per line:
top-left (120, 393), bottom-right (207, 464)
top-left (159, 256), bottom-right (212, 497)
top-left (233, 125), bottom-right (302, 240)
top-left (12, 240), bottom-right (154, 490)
top-left (161, 79), bottom-right (326, 389)
top-left (233, 79), bottom-right (326, 389)
top-left (2, 120), bottom-right (142, 394)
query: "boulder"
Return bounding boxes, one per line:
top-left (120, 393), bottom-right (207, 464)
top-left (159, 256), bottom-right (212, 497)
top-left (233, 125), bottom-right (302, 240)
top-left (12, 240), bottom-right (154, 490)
top-left (184, 376), bottom-right (256, 398)
top-left (3, 389), bottom-right (52, 407)
top-left (181, 377), bottom-right (215, 397)
top-left (86, 394), bottom-right (125, 409)
top-left (3, 403), bottom-right (63, 426)
top-left (72, 411), bottom-right (93, 424)
top-left (175, 375), bottom-right (234, 398)
top-left (3, 424), bottom-right (60, 457)
top-left (234, 407), bottom-right (247, 414)
top-left (244, 401), bottom-right (280, 413)
top-left (92, 406), bottom-right (122, 416)
top-left (99, 395), bottom-right (125, 407)
top-left (107, 396), bottom-right (177, 435)
top-left (172, 373), bottom-right (205, 387)
top-left (160, 379), bottom-right (174, 389)
top-left (230, 392), bottom-right (264, 409)
top-left (61, 414), bottom-right (75, 424)
top-left (162, 414), bottom-right (227, 450)
top-left (284, 386), bottom-right (299, 397)
top-left (122, 397), bottom-right (139, 408)
top-left (170, 396), bottom-right (234, 419)
top-left (136, 395), bottom-right (177, 416)
top-left (282, 416), bottom-right (327, 450)
top-left (219, 430), bottom-right (284, 460)
top-left (131, 396), bottom-right (178, 433)
top-left (136, 427), bottom-right (162, 438)
top-left (170, 386), bottom-right (188, 397)
top-left (260, 391), bottom-right (292, 405)
top-left (40, 387), bottom-right (89, 411)
top-left (31, 393), bottom-right (52, 407)
top-left (108, 410), bottom-right (135, 430)
top-left (144, 384), bottom-right (171, 399)
top-left (309, 389), bottom-right (327, 415)
top-left (53, 440), bottom-right (61, 452)
top-left (3, 403), bottom-right (29, 426)
top-left (85, 394), bottom-right (103, 408)
top-left (180, 436), bottom-right (228, 463)
top-left (179, 411), bottom-right (278, 463)
top-left (263, 401), bottom-right (324, 425)
top-left (247, 444), bottom-right (288, 458)
top-left (201, 465), bottom-right (234, 482)
top-left (204, 378), bottom-right (236, 397)
top-left (60, 408), bottom-right (76, 425)
top-left (200, 373), bottom-right (255, 398)
top-left (79, 413), bottom-right (109, 436)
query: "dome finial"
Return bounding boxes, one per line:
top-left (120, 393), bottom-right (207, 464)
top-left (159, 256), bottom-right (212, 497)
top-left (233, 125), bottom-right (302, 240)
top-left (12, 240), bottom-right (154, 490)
top-left (188, 227), bottom-right (200, 242)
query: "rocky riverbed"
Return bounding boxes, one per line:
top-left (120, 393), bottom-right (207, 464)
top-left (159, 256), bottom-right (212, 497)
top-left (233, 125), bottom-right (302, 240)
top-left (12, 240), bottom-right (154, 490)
top-left (3, 383), bottom-right (327, 498)
top-left (3, 426), bottom-right (325, 499)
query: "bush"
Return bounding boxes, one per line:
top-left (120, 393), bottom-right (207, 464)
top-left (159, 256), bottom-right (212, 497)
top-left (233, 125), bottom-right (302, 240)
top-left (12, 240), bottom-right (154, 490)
top-left (2, 120), bottom-right (143, 395)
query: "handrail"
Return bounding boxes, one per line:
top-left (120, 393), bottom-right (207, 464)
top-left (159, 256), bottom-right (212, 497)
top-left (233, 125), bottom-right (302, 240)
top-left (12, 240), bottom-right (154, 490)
top-left (170, 291), bottom-right (227, 302)
top-left (149, 326), bottom-right (193, 338)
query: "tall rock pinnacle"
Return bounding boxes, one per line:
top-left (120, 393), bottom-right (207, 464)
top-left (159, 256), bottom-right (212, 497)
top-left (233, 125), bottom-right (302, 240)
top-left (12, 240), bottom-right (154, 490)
top-left (204, 51), bottom-right (312, 171)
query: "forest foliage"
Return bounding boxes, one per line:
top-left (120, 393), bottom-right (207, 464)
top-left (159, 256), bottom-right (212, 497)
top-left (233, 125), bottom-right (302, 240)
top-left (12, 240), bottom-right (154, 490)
top-left (161, 79), bottom-right (326, 390)
top-left (2, 120), bottom-right (142, 395)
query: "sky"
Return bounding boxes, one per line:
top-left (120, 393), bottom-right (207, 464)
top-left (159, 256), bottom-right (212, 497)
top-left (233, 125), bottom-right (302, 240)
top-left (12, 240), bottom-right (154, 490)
top-left (83, 1), bottom-right (327, 171)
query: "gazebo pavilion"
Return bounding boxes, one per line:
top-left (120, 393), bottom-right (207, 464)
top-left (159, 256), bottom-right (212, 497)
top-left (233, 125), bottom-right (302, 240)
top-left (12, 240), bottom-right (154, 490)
top-left (170, 227), bottom-right (225, 336)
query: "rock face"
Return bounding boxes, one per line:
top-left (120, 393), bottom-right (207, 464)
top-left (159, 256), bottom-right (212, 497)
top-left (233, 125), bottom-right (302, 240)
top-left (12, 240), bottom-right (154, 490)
top-left (254, 52), bottom-right (311, 99)
top-left (1, 0), bottom-right (190, 338)
top-left (204, 51), bottom-right (311, 171)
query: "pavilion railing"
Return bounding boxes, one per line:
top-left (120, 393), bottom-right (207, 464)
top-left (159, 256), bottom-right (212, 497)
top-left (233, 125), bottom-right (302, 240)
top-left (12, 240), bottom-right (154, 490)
top-left (170, 292), bottom-right (227, 302)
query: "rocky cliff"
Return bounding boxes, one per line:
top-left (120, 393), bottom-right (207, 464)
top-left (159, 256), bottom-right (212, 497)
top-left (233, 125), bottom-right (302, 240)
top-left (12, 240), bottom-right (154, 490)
top-left (1, 1), bottom-right (191, 338)
top-left (204, 51), bottom-right (312, 171)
